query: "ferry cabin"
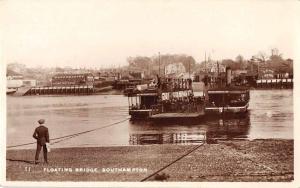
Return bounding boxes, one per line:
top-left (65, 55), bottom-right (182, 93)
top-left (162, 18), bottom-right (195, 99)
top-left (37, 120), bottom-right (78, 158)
top-left (128, 89), bottom-right (196, 119)
top-left (128, 93), bottom-right (158, 119)
top-left (205, 88), bottom-right (250, 114)
top-left (128, 78), bottom-right (194, 119)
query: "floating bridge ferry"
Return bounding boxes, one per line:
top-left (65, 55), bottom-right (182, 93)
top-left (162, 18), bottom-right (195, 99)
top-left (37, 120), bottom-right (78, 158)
top-left (128, 67), bottom-right (250, 121)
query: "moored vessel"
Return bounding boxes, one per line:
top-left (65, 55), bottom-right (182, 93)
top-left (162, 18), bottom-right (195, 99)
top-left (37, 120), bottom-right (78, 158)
top-left (128, 67), bottom-right (250, 121)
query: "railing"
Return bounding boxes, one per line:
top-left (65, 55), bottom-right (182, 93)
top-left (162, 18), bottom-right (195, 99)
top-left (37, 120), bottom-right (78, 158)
top-left (150, 99), bottom-right (205, 116)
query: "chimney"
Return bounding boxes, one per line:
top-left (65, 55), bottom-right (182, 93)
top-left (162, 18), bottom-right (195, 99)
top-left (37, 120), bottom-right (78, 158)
top-left (226, 67), bottom-right (232, 86)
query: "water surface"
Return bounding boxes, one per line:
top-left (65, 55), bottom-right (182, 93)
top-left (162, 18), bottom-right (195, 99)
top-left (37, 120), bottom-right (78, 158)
top-left (7, 89), bottom-right (293, 149)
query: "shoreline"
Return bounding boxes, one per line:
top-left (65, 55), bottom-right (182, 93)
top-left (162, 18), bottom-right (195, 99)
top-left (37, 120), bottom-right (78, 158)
top-left (6, 138), bottom-right (293, 151)
top-left (6, 139), bottom-right (293, 182)
top-left (7, 88), bottom-right (293, 97)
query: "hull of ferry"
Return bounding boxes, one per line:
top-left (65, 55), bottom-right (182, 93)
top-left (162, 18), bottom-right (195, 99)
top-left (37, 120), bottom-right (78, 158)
top-left (205, 103), bottom-right (249, 115)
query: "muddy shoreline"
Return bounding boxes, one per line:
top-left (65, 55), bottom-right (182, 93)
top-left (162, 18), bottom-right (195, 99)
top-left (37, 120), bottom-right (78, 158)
top-left (6, 139), bottom-right (293, 182)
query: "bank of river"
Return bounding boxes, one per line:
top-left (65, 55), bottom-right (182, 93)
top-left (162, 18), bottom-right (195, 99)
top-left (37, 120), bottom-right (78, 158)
top-left (6, 139), bottom-right (293, 182)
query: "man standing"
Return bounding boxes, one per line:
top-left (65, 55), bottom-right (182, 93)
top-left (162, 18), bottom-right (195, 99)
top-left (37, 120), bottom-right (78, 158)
top-left (33, 119), bottom-right (49, 164)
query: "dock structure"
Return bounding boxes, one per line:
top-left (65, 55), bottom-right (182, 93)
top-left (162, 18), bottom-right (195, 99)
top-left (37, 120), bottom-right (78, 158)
top-left (11, 86), bottom-right (31, 96)
top-left (256, 78), bottom-right (293, 89)
top-left (23, 85), bottom-right (94, 96)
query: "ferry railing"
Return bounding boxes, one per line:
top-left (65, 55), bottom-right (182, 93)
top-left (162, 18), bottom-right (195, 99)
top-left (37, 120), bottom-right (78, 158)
top-left (149, 98), bottom-right (205, 115)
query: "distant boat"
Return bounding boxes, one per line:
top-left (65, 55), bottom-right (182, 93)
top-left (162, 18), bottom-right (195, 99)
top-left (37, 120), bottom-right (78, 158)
top-left (6, 88), bottom-right (17, 95)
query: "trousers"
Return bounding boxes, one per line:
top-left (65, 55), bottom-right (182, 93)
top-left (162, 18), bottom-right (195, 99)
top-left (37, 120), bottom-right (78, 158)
top-left (35, 144), bottom-right (48, 163)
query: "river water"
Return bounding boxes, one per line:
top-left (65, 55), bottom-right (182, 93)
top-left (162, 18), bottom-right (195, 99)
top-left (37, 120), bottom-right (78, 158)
top-left (6, 89), bottom-right (293, 149)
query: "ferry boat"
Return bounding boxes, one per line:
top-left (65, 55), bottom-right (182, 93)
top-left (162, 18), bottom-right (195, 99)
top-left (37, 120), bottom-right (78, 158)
top-left (128, 67), bottom-right (250, 120)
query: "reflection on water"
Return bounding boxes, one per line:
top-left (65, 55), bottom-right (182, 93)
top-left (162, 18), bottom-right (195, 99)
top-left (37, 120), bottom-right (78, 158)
top-left (6, 90), bottom-right (293, 148)
top-left (205, 114), bottom-right (250, 139)
top-left (130, 132), bottom-right (206, 145)
top-left (129, 114), bottom-right (250, 145)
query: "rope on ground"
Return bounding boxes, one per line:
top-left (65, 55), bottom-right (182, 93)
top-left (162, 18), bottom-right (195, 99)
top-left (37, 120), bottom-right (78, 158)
top-left (49, 135), bottom-right (78, 145)
top-left (140, 143), bottom-right (205, 182)
top-left (6, 117), bottom-right (130, 149)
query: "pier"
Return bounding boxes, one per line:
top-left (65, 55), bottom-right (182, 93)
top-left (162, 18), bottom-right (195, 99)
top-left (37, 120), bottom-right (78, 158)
top-left (256, 78), bottom-right (293, 89)
top-left (23, 85), bottom-right (95, 96)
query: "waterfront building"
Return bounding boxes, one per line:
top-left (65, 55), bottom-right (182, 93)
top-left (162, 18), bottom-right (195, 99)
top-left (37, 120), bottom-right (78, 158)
top-left (205, 61), bottom-right (226, 74)
top-left (7, 70), bottom-right (37, 89)
top-left (6, 69), bottom-right (24, 80)
top-left (164, 63), bottom-right (186, 77)
top-left (261, 69), bottom-right (274, 79)
top-left (7, 79), bottom-right (37, 89)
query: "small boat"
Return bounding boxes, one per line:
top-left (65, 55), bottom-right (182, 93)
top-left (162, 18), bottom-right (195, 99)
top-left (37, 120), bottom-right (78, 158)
top-left (6, 88), bottom-right (17, 95)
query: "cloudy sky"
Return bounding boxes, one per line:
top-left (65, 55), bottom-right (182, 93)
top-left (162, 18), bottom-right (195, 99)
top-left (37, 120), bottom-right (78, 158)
top-left (1, 0), bottom-right (299, 68)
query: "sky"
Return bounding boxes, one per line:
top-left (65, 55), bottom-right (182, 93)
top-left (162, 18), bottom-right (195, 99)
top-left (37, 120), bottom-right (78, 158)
top-left (1, 0), bottom-right (299, 68)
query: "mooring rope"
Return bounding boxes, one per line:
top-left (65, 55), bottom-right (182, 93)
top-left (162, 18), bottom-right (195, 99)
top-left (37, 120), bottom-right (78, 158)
top-left (6, 117), bottom-right (130, 149)
top-left (140, 143), bottom-right (205, 182)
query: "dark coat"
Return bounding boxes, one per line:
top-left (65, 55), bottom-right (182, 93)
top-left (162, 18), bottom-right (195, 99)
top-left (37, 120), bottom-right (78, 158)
top-left (33, 125), bottom-right (50, 146)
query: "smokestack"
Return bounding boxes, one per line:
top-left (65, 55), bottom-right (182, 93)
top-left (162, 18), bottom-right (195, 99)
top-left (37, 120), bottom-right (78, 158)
top-left (226, 67), bottom-right (232, 86)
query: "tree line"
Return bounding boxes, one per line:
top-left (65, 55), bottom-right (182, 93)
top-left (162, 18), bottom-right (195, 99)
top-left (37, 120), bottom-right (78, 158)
top-left (127, 54), bottom-right (196, 76)
top-left (127, 49), bottom-right (293, 77)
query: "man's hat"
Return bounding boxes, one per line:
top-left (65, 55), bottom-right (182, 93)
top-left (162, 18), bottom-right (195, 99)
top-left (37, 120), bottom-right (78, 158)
top-left (38, 119), bottom-right (45, 124)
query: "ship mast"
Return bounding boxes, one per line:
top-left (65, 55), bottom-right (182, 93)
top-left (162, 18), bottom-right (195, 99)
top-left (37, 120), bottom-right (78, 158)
top-left (158, 52), bottom-right (161, 77)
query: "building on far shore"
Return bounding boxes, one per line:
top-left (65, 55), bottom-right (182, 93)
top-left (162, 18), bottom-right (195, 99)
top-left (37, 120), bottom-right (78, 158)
top-left (7, 78), bottom-right (37, 89)
top-left (7, 70), bottom-right (37, 89)
top-left (164, 63), bottom-right (186, 77)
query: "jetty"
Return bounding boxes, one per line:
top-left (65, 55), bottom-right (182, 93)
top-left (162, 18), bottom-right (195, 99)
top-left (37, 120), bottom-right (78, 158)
top-left (256, 78), bottom-right (293, 89)
top-left (10, 86), bottom-right (31, 96)
top-left (22, 85), bottom-right (94, 96)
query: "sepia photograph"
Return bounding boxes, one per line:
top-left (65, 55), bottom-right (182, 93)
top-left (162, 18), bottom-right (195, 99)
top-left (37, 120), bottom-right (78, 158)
top-left (1, 0), bottom-right (299, 187)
